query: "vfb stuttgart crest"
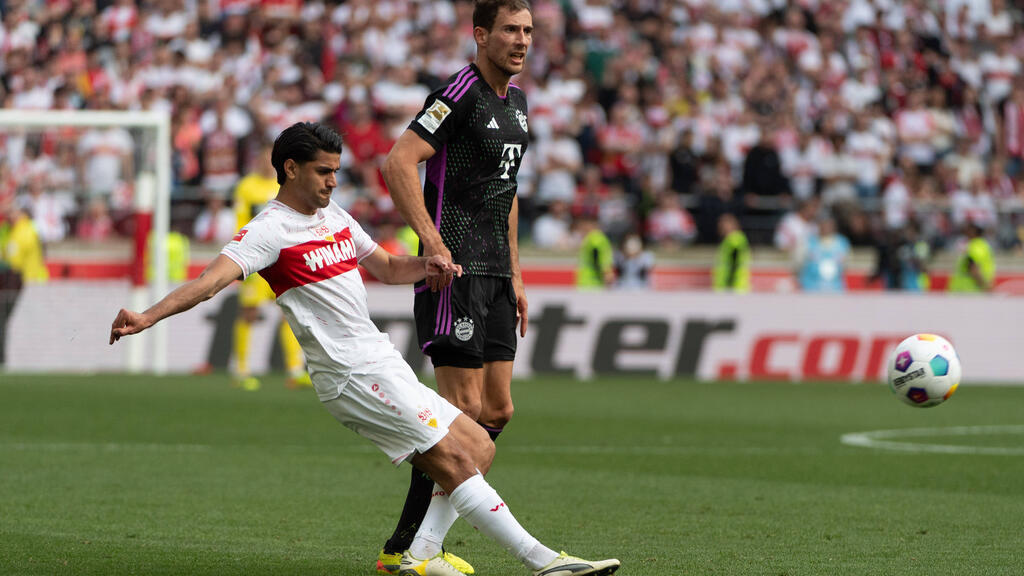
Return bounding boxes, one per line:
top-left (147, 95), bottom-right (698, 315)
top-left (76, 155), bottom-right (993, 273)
top-left (454, 317), bottom-right (475, 342)
top-left (515, 109), bottom-right (528, 133)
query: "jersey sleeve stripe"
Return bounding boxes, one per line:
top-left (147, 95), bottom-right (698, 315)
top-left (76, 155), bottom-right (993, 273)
top-left (425, 144), bottom-right (447, 230)
top-left (442, 66), bottom-right (474, 99)
top-left (451, 77), bottom-right (478, 103)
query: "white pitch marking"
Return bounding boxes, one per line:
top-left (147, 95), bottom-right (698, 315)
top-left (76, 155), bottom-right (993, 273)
top-left (0, 441), bottom-right (818, 457)
top-left (840, 425), bottom-right (1024, 455)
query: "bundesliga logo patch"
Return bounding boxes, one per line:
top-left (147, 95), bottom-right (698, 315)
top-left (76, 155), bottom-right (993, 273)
top-left (418, 100), bottom-right (451, 134)
top-left (454, 317), bottom-right (474, 342)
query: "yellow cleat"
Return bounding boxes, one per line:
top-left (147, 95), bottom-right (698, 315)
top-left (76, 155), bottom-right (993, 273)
top-left (286, 371), bottom-right (312, 389)
top-left (234, 376), bottom-right (261, 391)
top-left (376, 549), bottom-right (403, 575)
top-left (533, 552), bottom-right (620, 576)
top-left (442, 550), bottom-right (474, 574)
top-left (398, 551), bottom-right (465, 576)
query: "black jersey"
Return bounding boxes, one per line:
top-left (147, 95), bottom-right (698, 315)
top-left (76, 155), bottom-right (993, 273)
top-left (408, 63), bottom-right (529, 278)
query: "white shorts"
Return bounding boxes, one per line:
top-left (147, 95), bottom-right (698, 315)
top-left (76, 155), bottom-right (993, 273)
top-left (319, 354), bottom-right (462, 466)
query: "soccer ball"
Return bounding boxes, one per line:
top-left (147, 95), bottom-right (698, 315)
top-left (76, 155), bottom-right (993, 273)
top-left (888, 334), bottom-right (961, 407)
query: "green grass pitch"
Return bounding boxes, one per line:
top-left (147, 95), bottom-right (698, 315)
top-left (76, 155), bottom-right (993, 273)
top-left (1, 373), bottom-right (1023, 575)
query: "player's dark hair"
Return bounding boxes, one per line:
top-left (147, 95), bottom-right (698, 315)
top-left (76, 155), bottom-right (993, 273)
top-left (473, 0), bottom-right (532, 31)
top-left (271, 122), bottom-right (344, 185)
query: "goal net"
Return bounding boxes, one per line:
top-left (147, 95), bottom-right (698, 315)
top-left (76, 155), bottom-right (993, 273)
top-left (0, 109), bottom-right (172, 374)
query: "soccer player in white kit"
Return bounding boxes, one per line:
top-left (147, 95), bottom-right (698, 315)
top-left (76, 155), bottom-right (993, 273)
top-left (108, 122), bottom-right (619, 576)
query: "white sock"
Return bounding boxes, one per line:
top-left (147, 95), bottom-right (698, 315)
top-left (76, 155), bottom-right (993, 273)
top-left (408, 484), bottom-right (459, 560)
top-left (448, 474), bottom-right (559, 570)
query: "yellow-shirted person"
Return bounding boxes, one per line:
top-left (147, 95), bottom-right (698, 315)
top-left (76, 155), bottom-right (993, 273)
top-left (233, 144), bottom-right (309, 390)
top-left (5, 204), bottom-right (49, 284)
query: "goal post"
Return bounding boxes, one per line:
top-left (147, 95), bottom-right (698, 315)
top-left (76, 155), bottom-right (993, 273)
top-left (0, 109), bottom-right (172, 374)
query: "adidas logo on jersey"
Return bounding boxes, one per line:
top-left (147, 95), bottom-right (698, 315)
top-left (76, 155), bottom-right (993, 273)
top-left (486, 117), bottom-right (500, 129)
top-left (303, 238), bottom-right (357, 272)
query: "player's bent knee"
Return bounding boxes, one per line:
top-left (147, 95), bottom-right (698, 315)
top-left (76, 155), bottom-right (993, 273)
top-left (413, 435), bottom-right (478, 492)
top-left (451, 397), bottom-right (483, 421)
top-left (481, 401), bottom-right (514, 430)
top-left (450, 414), bottom-right (495, 471)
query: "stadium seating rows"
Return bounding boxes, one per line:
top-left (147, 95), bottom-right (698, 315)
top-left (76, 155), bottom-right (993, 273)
top-left (2, 0), bottom-right (1024, 272)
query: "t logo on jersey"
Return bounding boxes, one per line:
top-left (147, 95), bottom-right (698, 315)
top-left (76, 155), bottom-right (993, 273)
top-left (499, 143), bottom-right (522, 180)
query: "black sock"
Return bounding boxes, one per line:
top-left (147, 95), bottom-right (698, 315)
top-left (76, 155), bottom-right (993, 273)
top-left (383, 467), bottom-right (435, 555)
top-left (482, 424), bottom-right (503, 441)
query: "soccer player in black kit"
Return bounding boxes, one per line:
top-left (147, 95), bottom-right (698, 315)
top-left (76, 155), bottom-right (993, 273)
top-left (375, 2), bottom-right (616, 576)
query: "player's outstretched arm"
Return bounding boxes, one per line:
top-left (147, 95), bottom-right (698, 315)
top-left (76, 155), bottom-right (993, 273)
top-left (360, 246), bottom-right (462, 287)
top-left (109, 255), bottom-right (243, 344)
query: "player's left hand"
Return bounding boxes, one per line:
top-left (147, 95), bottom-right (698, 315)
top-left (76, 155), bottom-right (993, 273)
top-left (109, 309), bottom-right (152, 344)
top-left (425, 255), bottom-right (462, 289)
top-left (513, 275), bottom-right (528, 337)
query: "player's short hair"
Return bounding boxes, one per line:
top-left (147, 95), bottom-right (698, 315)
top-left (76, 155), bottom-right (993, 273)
top-left (271, 122), bottom-right (345, 185)
top-left (473, 0), bottom-right (532, 32)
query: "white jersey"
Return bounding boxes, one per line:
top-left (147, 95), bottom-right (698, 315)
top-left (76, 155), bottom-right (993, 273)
top-left (221, 200), bottom-right (392, 401)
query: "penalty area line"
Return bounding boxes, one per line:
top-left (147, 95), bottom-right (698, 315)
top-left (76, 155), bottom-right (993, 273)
top-left (840, 425), bottom-right (1024, 455)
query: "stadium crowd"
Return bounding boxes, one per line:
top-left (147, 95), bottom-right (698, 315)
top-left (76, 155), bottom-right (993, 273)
top-left (2, 0), bottom-right (1024, 287)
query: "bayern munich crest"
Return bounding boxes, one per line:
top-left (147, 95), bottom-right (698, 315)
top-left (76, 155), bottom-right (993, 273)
top-left (454, 317), bottom-right (475, 341)
top-left (515, 109), bottom-right (528, 133)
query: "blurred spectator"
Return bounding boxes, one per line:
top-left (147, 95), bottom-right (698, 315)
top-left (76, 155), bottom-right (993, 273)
top-left (1000, 81), bottom-right (1024, 176)
top-left (712, 213), bottom-right (750, 293)
top-left (575, 209), bottom-right (614, 289)
top-left (799, 216), bottom-right (850, 292)
top-left (198, 97), bottom-right (247, 197)
top-left (532, 200), bottom-right (573, 251)
top-left (146, 226), bottom-right (190, 283)
top-left (845, 113), bottom-right (888, 198)
top-left (598, 182), bottom-right (636, 244)
top-left (950, 170), bottom-right (998, 231)
top-left (741, 127), bottom-right (789, 202)
top-left (535, 120), bottom-right (583, 206)
top-left (898, 220), bottom-right (932, 291)
top-left (193, 192), bottom-right (237, 244)
top-left (78, 121), bottom-right (135, 211)
top-left (339, 100), bottom-right (391, 197)
top-left (645, 191), bottom-right (695, 249)
top-left (695, 160), bottom-right (740, 244)
top-left (775, 196), bottom-right (820, 263)
top-left (76, 198), bottom-right (114, 242)
top-left (895, 89), bottom-right (938, 174)
top-left (373, 213), bottom-right (408, 257)
top-left (0, 199), bottom-right (23, 366)
top-left (614, 232), bottom-right (654, 290)
top-left (871, 220), bottom-right (931, 291)
top-left (18, 174), bottom-right (71, 244)
top-left (3, 202), bottom-right (48, 284)
top-left (949, 221), bottom-right (995, 292)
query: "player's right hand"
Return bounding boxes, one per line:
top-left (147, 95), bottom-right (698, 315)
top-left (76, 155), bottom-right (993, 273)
top-left (424, 253), bottom-right (461, 291)
top-left (109, 309), bottom-right (152, 345)
top-left (423, 243), bottom-right (455, 292)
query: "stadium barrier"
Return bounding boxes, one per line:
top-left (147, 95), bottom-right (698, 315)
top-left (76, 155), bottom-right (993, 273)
top-left (6, 283), bottom-right (1019, 384)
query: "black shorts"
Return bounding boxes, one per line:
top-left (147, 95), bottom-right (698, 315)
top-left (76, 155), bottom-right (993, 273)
top-left (414, 275), bottom-right (518, 368)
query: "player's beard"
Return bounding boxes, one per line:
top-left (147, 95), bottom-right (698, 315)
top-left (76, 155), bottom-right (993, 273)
top-left (491, 49), bottom-right (525, 78)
